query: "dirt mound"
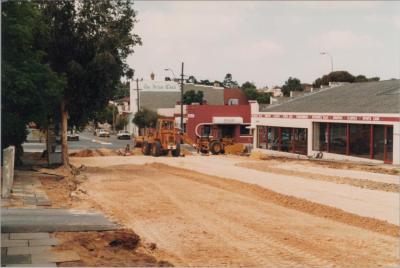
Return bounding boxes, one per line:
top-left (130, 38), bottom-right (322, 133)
top-left (108, 231), bottom-right (140, 250)
top-left (70, 149), bottom-right (120, 157)
top-left (224, 143), bottom-right (245, 155)
top-left (55, 230), bottom-right (173, 267)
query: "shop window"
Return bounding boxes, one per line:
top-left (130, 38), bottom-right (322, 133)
top-left (267, 127), bottom-right (280, 150)
top-left (294, 128), bottom-right (307, 155)
top-left (386, 126), bottom-right (393, 163)
top-left (373, 125), bottom-right (385, 160)
top-left (329, 123), bottom-right (347, 155)
top-left (202, 125), bottom-right (211, 137)
top-left (257, 126), bottom-right (267, 149)
top-left (313, 122), bottom-right (328, 151)
top-left (281, 128), bottom-right (292, 152)
top-left (349, 124), bottom-right (370, 159)
top-left (221, 125), bottom-right (235, 138)
top-left (240, 125), bottom-right (250, 136)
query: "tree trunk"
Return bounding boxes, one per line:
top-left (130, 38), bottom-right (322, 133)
top-left (61, 99), bottom-right (69, 167)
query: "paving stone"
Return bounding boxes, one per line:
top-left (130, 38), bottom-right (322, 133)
top-left (2, 254), bottom-right (31, 265)
top-left (29, 238), bottom-right (59, 247)
top-left (23, 198), bottom-right (37, 206)
top-left (5, 264), bottom-right (56, 267)
top-left (7, 246), bottom-right (51, 255)
top-left (10, 233), bottom-right (49, 240)
top-left (1, 240), bottom-right (28, 248)
top-left (31, 250), bottom-right (80, 263)
top-left (1, 233), bottom-right (10, 240)
top-left (36, 200), bottom-right (52, 206)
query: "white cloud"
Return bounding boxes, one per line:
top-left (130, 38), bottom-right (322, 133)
top-left (393, 16), bottom-right (400, 29)
top-left (309, 30), bottom-right (384, 51)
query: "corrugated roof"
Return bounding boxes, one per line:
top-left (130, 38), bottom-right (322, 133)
top-left (260, 79), bottom-right (400, 114)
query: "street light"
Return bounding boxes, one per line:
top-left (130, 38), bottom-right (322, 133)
top-left (164, 68), bottom-right (177, 80)
top-left (164, 65), bottom-right (185, 133)
top-left (320, 52), bottom-right (333, 73)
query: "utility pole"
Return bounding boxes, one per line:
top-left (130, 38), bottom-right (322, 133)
top-left (180, 62), bottom-right (184, 133)
top-left (136, 78), bottom-right (140, 112)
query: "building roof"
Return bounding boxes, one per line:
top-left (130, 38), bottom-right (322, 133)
top-left (260, 79), bottom-right (400, 114)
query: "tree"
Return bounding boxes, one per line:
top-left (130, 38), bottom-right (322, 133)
top-left (1, 1), bottom-right (64, 163)
top-left (113, 82), bottom-right (130, 100)
top-left (312, 71), bottom-right (380, 88)
top-left (186, 75), bottom-right (198, 84)
top-left (42, 1), bottom-right (141, 166)
top-left (133, 108), bottom-right (158, 129)
top-left (92, 105), bottom-right (114, 125)
top-left (197, 79), bottom-right (212, 86)
top-left (223, 73), bottom-right (239, 88)
top-left (183, 90), bottom-right (204, 104)
top-left (240, 81), bottom-right (270, 104)
top-left (116, 116), bottom-right (128, 131)
top-left (282, 77), bottom-right (303, 96)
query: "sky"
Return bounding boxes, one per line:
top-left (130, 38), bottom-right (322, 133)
top-left (127, 1), bottom-right (400, 88)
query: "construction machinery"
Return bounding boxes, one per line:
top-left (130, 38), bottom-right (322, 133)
top-left (181, 132), bottom-right (234, 155)
top-left (141, 118), bottom-right (181, 157)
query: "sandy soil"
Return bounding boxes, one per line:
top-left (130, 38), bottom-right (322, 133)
top-left (55, 230), bottom-right (172, 267)
top-left (61, 161), bottom-right (399, 267)
top-left (237, 161), bottom-right (399, 193)
top-left (249, 153), bottom-right (399, 175)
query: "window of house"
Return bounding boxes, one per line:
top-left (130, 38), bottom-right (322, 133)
top-left (240, 125), bottom-right (250, 136)
top-left (228, 99), bottom-right (239, 105)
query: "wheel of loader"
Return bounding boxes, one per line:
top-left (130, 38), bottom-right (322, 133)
top-left (152, 141), bottom-right (161, 157)
top-left (172, 142), bottom-right (180, 157)
top-left (142, 142), bottom-right (151, 155)
top-left (209, 141), bottom-right (222, 155)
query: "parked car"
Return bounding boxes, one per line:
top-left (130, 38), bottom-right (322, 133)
top-left (67, 130), bottom-right (80, 141)
top-left (117, 130), bottom-right (131, 140)
top-left (97, 129), bottom-right (110, 137)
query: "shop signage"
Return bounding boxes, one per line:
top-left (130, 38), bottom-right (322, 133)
top-left (139, 80), bottom-right (180, 92)
top-left (251, 114), bottom-right (400, 122)
top-left (213, 117), bottom-right (243, 124)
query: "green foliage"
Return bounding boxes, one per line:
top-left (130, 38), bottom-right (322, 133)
top-left (223, 73), bottom-right (239, 88)
top-left (113, 82), bottom-right (130, 100)
top-left (241, 81), bottom-right (270, 104)
top-left (93, 105), bottom-right (114, 124)
top-left (282, 77), bottom-right (303, 96)
top-left (1, 1), bottom-right (64, 157)
top-left (183, 90), bottom-right (204, 104)
top-left (186, 75), bottom-right (198, 84)
top-left (198, 79), bottom-right (212, 86)
top-left (133, 108), bottom-right (158, 129)
top-left (41, 0), bottom-right (142, 128)
top-left (312, 71), bottom-right (380, 88)
top-left (116, 116), bottom-right (128, 131)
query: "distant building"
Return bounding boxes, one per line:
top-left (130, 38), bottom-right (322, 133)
top-left (251, 80), bottom-right (400, 164)
top-left (257, 86), bottom-right (283, 97)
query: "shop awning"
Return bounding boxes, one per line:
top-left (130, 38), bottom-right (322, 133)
top-left (212, 117), bottom-right (243, 124)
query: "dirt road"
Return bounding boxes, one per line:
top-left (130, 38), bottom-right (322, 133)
top-left (68, 158), bottom-right (399, 267)
top-left (71, 155), bottom-right (400, 225)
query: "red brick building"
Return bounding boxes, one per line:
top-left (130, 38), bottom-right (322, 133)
top-left (223, 88), bottom-right (248, 105)
top-left (185, 104), bottom-right (252, 144)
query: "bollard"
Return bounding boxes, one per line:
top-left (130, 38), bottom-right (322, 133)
top-left (2, 146), bottom-right (15, 198)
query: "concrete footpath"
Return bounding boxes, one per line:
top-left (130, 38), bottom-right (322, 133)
top-left (71, 155), bottom-right (400, 225)
top-left (1, 169), bottom-right (119, 266)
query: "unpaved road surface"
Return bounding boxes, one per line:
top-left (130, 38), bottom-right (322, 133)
top-left (70, 156), bottom-right (399, 267)
top-left (71, 155), bottom-right (400, 225)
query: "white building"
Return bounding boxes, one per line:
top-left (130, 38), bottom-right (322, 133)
top-left (250, 79), bottom-right (400, 165)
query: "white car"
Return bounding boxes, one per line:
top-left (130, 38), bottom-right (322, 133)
top-left (117, 130), bottom-right (131, 140)
top-left (67, 130), bottom-right (79, 141)
top-left (97, 129), bottom-right (110, 137)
